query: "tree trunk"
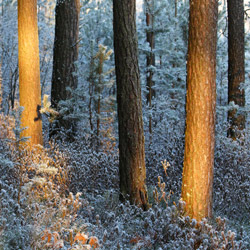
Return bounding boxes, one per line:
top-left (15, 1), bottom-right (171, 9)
top-left (88, 43), bottom-right (95, 132)
top-left (145, 0), bottom-right (155, 134)
top-left (175, 0), bottom-right (178, 17)
top-left (227, 0), bottom-right (245, 140)
top-left (181, 0), bottom-right (218, 221)
top-left (0, 62), bottom-right (2, 110)
top-left (96, 54), bottom-right (103, 138)
top-left (50, 0), bottom-right (80, 139)
top-left (18, 0), bottom-right (43, 146)
top-left (113, 0), bottom-right (148, 210)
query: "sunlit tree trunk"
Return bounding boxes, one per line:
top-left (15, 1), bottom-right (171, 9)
top-left (227, 0), bottom-right (245, 140)
top-left (145, 0), bottom-right (155, 134)
top-left (181, 0), bottom-right (218, 221)
top-left (113, 0), bottom-right (148, 210)
top-left (18, 0), bottom-right (43, 146)
top-left (50, 0), bottom-right (80, 139)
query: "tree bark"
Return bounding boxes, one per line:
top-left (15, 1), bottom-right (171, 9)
top-left (18, 0), bottom-right (43, 146)
top-left (227, 0), bottom-right (245, 140)
top-left (145, 0), bottom-right (155, 134)
top-left (181, 0), bottom-right (218, 221)
top-left (50, 0), bottom-right (80, 139)
top-left (113, 0), bottom-right (148, 210)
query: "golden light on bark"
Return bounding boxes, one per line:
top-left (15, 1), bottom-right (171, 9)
top-left (18, 0), bottom-right (43, 146)
top-left (181, 0), bottom-right (218, 221)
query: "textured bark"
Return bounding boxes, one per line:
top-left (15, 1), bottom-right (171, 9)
top-left (18, 0), bottom-right (43, 146)
top-left (227, 0), bottom-right (245, 140)
top-left (113, 0), bottom-right (148, 210)
top-left (50, 0), bottom-right (80, 138)
top-left (145, 0), bottom-right (155, 134)
top-left (181, 0), bottom-right (218, 221)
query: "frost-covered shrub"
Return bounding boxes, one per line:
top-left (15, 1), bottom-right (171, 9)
top-left (0, 116), bottom-right (30, 249)
top-left (14, 143), bottom-right (99, 250)
top-left (0, 179), bottom-right (31, 250)
top-left (214, 134), bottom-right (250, 219)
top-left (213, 118), bottom-right (250, 219)
top-left (59, 133), bottom-right (119, 194)
top-left (144, 121), bottom-right (185, 198)
top-left (213, 127), bottom-right (250, 248)
top-left (79, 192), bottom-right (245, 250)
top-left (0, 111), bottom-right (100, 249)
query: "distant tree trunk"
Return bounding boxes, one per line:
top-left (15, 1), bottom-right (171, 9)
top-left (88, 58), bottom-right (95, 132)
top-left (145, 0), bottom-right (155, 134)
top-left (50, 0), bottom-right (80, 139)
top-left (96, 53), bottom-right (103, 138)
top-left (0, 5), bottom-right (2, 111)
top-left (175, 0), bottom-right (178, 17)
top-left (18, 0), bottom-right (43, 146)
top-left (181, 0), bottom-right (218, 221)
top-left (9, 64), bottom-right (18, 110)
top-left (227, 0), bottom-right (245, 140)
top-left (0, 62), bottom-right (2, 110)
top-left (113, 0), bottom-right (148, 210)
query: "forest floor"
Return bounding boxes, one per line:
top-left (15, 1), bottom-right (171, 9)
top-left (0, 115), bottom-right (250, 249)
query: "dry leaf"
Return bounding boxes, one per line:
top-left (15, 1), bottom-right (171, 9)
top-left (89, 236), bottom-right (99, 249)
top-left (41, 230), bottom-right (52, 243)
top-left (74, 232), bottom-right (88, 244)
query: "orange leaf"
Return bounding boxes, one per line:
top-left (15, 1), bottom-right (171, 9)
top-left (41, 230), bottom-right (52, 243)
top-left (89, 236), bottom-right (99, 249)
top-left (47, 233), bottom-right (52, 243)
top-left (41, 234), bottom-right (46, 241)
top-left (74, 232), bottom-right (88, 244)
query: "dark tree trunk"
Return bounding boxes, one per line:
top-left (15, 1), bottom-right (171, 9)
top-left (145, 0), bottom-right (155, 134)
top-left (50, 0), bottom-right (80, 139)
top-left (96, 55), bottom-right (103, 138)
top-left (113, 0), bottom-right (148, 210)
top-left (181, 0), bottom-right (218, 221)
top-left (227, 0), bottom-right (245, 140)
top-left (88, 58), bottom-right (95, 132)
top-left (0, 63), bottom-right (2, 109)
top-left (175, 0), bottom-right (178, 17)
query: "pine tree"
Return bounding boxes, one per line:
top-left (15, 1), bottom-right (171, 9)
top-left (50, 0), bottom-right (80, 139)
top-left (227, 0), bottom-right (245, 140)
top-left (18, 0), bottom-right (43, 146)
top-left (181, 0), bottom-right (218, 221)
top-left (113, 0), bottom-right (148, 210)
top-left (145, 0), bottom-right (155, 134)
